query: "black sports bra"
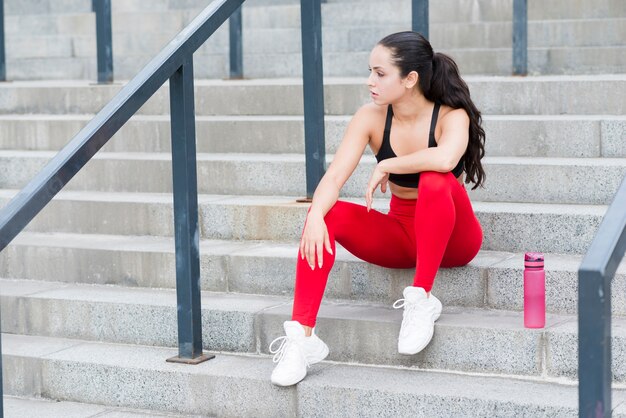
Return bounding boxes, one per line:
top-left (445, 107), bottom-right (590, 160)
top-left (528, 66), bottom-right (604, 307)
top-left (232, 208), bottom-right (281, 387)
top-left (375, 103), bottom-right (464, 188)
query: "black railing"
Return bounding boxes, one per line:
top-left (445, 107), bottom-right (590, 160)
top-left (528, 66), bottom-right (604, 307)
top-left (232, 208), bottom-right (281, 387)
top-left (0, 0), bottom-right (4, 81)
top-left (0, 0), bottom-right (531, 414)
top-left (412, 0), bottom-right (429, 38)
top-left (301, 0), bottom-right (326, 199)
top-left (0, 0), bottom-right (334, 412)
top-left (0, 0), bottom-right (250, 401)
top-left (92, 0), bottom-right (114, 84)
top-left (512, 0), bottom-right (527, 75)
top-left (229, 5), bottom-right (243, 79)
top-left (579, 174), bottom-right (626, 417)
top-left (0, 0), bottom-right (244, 84)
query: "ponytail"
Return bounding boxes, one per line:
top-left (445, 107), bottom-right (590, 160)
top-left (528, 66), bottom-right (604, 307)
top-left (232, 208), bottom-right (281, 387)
top-left (429, 52), bottom-right (486, 189)
top-left (378, 32), bottom-right (486, 189)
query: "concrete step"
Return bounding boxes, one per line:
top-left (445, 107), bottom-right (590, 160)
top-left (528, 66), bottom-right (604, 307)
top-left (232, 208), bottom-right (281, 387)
top-left (2, 232), bottom-right (625, 315)
top-left (0, 190), bottom-right (608, 254)
top-left (4, 57), bottom-right (97, 80)
top-left (1, 114), bottom-right (624, 158)
top-left (7, 45), bottom-right (626, 79)
top-left (5, 0), bottom-right (626, 23)
top-left (3, 0), bottom-right (91, 15)
top-left (3, 278), bottom-right (626, 382)
top-left (4, 11), bottom-right (193, 37)
top-left (1, 151), bottom-right (623, 205)
top-left (7, 334), bottom-right (625, 418)
top-left (8, 19), bottom-right (625, 56)
top-left (441, 45), bottom-right (626, 76)
top-left (3, 395), bottom-right (194, 418)
top-left (1, 77), bottom-right (623, 116)
top-left (241, 0), bottom-right (626, 25)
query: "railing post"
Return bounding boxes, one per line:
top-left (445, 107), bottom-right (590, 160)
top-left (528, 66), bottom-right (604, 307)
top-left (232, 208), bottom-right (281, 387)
top-left (0, 0), bottom-right (5, 410)
top-left (300, 0), bottom-right (326, 199)
top-left (0, 310), bottom-right (3, 418)
top-left (412, 0), bottom-right (429, 39)
top-left (0, 0), bottom-right (6, 81)
top-left (229, 5), bottom-right (243, 79)
top-left (578, 175), bottom-right (626, 417)
top-left (165, 55), bottom-right (212, 365)
top-left (578, 269), bottom-right (612, 417)
top-left (93, 0), bottom-right (114, 83)
top-left (512, 0), bottom-right (527, 75)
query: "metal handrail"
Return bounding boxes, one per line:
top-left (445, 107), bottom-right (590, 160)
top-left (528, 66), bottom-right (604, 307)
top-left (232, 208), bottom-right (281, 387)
top-left (579, 174), bottom-right (626, 417)
top-left (0, 0), bottom-right (247, 414)
top-left (0, 1), bottom-right (532, 415)
top-left (0, 0), bottom-right (245, 84)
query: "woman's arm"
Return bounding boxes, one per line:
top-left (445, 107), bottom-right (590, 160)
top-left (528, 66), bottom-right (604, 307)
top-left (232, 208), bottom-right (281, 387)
top-left (301, 105), bottom-right (373, 269)
top-left (365, 108), bottom-right (469, 210)
top-left (380, 108), bottom-right (469, 174)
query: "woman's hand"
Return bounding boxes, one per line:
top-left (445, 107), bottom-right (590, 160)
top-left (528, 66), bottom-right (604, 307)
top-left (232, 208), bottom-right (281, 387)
top-left (300, 211), bottom-right (333, 270)
top-left (365, 164), bottom-right (389, 212)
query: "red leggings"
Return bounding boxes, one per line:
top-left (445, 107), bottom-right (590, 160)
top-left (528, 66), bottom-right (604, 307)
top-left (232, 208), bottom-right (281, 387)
top-left (292, 171), bottom-right (483, 327)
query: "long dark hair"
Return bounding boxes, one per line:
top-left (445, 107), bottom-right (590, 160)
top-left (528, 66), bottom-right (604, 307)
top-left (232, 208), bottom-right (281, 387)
top-left (378, 31), bottom-right (486, 189)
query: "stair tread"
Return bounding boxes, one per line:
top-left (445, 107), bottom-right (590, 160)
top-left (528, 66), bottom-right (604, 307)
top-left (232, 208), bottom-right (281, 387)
top-left (7, 231), bottom-right (625, 274)
top-left (0, 277), bottom-right (620, 333)
top-left (3, 395), bottom-right (188, 418)
top-left (0, 189), bottom-right (611, 209)
top-left (2, 149), bottom-right (625, 165)
top-left (3, 332), bottom-right (626, 413)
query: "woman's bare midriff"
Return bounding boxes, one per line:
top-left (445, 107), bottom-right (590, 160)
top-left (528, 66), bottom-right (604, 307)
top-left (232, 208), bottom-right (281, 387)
top-left (389, 175), bottom-right (464, 200)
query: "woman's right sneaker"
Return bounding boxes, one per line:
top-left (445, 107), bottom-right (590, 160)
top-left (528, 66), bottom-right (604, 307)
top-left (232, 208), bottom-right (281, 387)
top-left (269, 320), bottom-right (329, 386)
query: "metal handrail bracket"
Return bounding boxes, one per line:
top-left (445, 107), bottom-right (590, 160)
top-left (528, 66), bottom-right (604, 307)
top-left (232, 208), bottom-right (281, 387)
top-left (579, 174), bottom-right (626, 417)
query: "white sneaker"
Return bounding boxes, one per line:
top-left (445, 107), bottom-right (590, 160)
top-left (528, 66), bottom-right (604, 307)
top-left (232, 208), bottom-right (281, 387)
top-left (269, 320), bottom-right (329, 386)
top-left (393, 286), bottom-right (442, 355)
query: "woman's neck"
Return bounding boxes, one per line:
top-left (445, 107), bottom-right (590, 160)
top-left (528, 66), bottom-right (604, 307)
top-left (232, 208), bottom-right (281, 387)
top-left (391, 92), bottom-right (432, 124)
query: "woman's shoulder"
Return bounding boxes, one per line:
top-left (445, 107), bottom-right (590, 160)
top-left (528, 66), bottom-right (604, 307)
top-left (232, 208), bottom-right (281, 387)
top-left (438, 104), bottom-right (470, 126)
top-left (352, 102), bottom-right (387, 128)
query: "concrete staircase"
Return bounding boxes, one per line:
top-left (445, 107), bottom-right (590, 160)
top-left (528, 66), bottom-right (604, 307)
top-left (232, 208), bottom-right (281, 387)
top-left (1, 0), bottom-right (626, 417)
top-left (3, 0), bottom-right (626, 79)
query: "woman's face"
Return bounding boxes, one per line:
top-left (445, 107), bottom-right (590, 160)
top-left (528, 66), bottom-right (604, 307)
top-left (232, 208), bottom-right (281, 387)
top-left (367, 45), bottom-right (407, 105)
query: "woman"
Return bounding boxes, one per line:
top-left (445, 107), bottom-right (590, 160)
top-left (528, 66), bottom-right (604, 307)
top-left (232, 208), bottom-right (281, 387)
top-left (269, 31), bottom-right (485, 386)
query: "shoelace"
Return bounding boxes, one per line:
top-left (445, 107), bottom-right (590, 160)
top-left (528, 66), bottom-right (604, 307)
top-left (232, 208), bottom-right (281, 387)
top-left (269, 336), bottom-right (310, 367)
top-left (393, 298), bottom-right (427, 336)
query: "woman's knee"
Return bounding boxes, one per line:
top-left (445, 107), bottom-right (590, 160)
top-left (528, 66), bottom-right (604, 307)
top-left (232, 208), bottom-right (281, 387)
top-left (418, 171), bottom-right (454, 195)
top-left (323, 200), bottom-right (356, 225)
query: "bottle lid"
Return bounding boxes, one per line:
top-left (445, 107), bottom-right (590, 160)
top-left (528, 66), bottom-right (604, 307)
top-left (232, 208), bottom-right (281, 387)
top-left (525, 252), bottom-right (544, 268)
top-left (525, 252), bottom-right (544, 262)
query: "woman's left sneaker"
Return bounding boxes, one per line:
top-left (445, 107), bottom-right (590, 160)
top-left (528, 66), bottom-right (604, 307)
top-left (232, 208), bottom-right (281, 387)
top-left (393, 286), bottom-right (442, 355)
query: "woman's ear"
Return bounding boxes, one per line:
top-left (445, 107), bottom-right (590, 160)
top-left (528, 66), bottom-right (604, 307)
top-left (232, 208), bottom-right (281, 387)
top-left (403, 71), bottom-right (419, 89)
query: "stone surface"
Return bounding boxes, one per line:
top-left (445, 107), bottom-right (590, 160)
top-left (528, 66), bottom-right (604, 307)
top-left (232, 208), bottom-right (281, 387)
top-left (6, 333), bottom-right (626, 417)
top-left (0, 279), bottom-right (287, 352)
top-left (2, 115), bottom-right (623, 159)
top-left (1, 152), bottom-right (624, 205)
top-left (6, 233), bottom-right (623, 315)
top-left (0, 191), bottom-right (609, 254)
top-left (0, 77), bottom-right (624, 116)
top-left (0, 2), bottom-right (624, 413)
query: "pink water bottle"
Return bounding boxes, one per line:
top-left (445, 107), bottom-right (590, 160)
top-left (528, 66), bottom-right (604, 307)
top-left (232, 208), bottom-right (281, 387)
top-left (524, 252), bottom-right (545, 328)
